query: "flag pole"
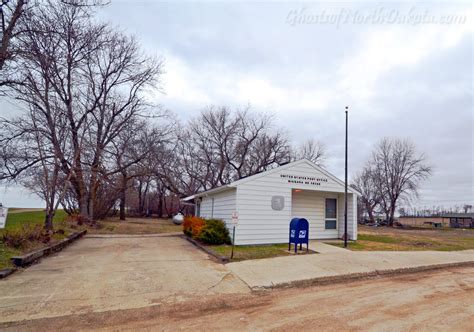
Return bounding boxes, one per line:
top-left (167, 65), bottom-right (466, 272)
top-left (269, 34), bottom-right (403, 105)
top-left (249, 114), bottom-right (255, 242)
top-left (344, 106), bottom-right (349, 248)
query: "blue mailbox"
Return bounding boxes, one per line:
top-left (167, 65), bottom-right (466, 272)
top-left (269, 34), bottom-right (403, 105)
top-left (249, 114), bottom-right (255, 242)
top-left (289, 218), bottom-right (309, 253)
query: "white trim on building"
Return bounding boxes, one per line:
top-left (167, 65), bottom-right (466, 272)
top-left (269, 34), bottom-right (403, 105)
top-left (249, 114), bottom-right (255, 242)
top-left (183, 159), bottom-right (359, 245)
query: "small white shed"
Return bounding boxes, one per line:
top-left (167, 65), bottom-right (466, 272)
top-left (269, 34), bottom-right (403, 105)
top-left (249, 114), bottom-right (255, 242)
top-left (183, 159), bottom-right (359, 245)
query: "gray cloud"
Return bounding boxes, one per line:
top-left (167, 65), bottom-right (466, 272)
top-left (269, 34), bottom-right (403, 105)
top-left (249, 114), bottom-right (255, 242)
top-left (1, 1), bottom-right (472, 208)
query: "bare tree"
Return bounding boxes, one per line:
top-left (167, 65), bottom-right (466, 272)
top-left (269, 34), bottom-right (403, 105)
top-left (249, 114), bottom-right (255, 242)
top-left (109, 116), bottom-right (174, 220)
top-left (0, 1), bottom-right (163, 225)
top-left (351, 165), bottom-right (381, 223)
top-left (292, 138), bottom-right (326, 166)
top-left (173, 106), bottom-right (291, 195)
top-left (223, 109), bottom-right (279, 178)
top-left (186, 106), bottom-right (234, 188)
top-left (371, 138), bottom-right (432, 225)
top-left (463, 204), bottom-right (473, 213)
top-left (0, 0), bottom-right (26, 71)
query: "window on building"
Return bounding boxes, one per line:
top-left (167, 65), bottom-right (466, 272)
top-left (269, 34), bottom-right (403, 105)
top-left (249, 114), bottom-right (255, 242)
top-left (325, 198), bottom-right (337, 229)
top-left (325, 220), bottom-right (337, 229)
top-left (196, 201), bottom-right (201, 217)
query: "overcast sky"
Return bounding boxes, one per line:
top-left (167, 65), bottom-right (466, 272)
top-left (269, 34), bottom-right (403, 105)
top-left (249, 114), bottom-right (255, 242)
top-left (0, 0), bottom-right (472, 209)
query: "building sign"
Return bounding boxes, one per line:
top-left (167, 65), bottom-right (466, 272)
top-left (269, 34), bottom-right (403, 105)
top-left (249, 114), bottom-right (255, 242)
top-left (230, 211), bottom-right (239, 225)
top-left (271, 196), bottom-right (285, 210)
top-left (0, 207), bottom-right (8, 229)
top-left (280, 174), bottom-right (328, 186)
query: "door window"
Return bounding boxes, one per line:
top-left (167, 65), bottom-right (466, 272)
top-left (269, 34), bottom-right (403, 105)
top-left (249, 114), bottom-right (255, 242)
top-left (325, 198), bottom-right (337, 229)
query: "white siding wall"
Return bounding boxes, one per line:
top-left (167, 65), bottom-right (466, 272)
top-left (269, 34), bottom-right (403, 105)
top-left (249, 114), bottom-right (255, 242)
top-left (235, 161), bottom-right (354, 245)
top-left (199, 189), bottom-right (236, 225)
top-left (292, 191), bottom-right (339, 239)
top-left (200, 196), bottom-right (212, 218)
top-left (337, 193), bottom-right (357, 240)
top-left (352, 193), bottom-right (358, 240)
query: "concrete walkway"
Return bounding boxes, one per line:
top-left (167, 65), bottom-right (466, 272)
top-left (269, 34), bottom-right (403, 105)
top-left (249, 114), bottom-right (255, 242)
top-left (309, 241), bottom-right (350, 253)
top-left (0, 235), bottom-right (249, 323)
top-left (227, 242), bottom-right (474, 289)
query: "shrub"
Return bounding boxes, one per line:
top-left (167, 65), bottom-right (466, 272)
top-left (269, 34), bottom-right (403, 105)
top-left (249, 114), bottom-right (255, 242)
top-left (1, 224), bottom-right (47, 249)
top-left (1, 230), bottom-right (27, 248)
top-left (67, 214), bottom-right (91, 225)
top-left (198, 219), bottom-right (231, 245)
top-left (183, 216), bottom-right (206, 238)
top-left (25, 225), bottom-right (44, 242)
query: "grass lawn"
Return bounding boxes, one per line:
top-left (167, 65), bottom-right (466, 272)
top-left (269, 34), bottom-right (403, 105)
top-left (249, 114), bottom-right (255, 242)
top-left (203, 243), bottom-right (315, 262)
top-left (1, 210), bottom-right (68, 232)
top-left (0, 245), bottom-right (21, 270)
top-left (328, 225), bottom-right (474, 251)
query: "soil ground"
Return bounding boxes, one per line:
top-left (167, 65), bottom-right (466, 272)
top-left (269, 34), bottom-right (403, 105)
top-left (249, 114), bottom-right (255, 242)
top-left (2, 266), bottom-right (473, 331)
top-left (91, 217), bottom-right (182, 235)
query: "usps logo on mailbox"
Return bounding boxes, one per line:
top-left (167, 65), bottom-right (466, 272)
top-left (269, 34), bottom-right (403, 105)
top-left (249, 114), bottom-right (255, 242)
top-left (290, 229), bottom-right (295, 238)
top-left (299, 230), bottom-right (306, 238)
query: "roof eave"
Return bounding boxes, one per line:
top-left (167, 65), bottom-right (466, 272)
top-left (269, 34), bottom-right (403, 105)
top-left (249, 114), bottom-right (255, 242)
top-left (181, 185), bottom-right (234, 201)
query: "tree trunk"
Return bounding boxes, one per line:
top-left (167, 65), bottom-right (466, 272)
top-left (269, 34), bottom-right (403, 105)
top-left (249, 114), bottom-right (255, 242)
top-left (88, 166), bottom-right (100, 222)
top-left (79, 193), bottom-right (88, 220)
top-left (389, 205), bottom-right (396, 226)
top-left (74, 169), bottom-right (89, 221)
top-left (142, 182), bottom-right (150, 217)
top-left (157, 193), bottom-right (163, 218)
top-left (44, 211), bottom-right (54, 231)
top-left (119, 197), bottom-right (126, 220)
top-left (119, 174), bottom-right (127, 221)
top-left (163, 196), bottom-right (170, 217)
top-left (137, 181), bottom-right (143, 215)
top-left (366, 203), bottom-right (375, 223)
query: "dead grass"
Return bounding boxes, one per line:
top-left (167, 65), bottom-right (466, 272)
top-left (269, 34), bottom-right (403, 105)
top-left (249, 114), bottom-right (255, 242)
top-left (330, 225), bottom-right (474, 251)
top-left (90, 217), bottom-right (182, 235)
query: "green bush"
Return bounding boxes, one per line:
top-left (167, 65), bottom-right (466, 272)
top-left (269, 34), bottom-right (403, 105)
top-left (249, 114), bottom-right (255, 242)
top-left (198, 219), bottom-right (231, 245)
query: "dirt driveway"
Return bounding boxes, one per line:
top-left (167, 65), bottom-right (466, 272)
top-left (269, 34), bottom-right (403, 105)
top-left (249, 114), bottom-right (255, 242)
top-left (2, 266), bottom-right (473, 331)
top-left (0, 234), bottom-right (249, 323)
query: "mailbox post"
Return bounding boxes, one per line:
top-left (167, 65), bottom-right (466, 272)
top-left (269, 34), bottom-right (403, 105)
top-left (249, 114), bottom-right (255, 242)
top-left (230, 211), bottom-right (239, 259)
top-left (289, 218), bottom-right (309, 253)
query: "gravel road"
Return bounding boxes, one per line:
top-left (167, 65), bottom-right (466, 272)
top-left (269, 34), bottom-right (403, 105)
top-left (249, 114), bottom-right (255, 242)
top-left (3, 266), bottom-right (473, 331)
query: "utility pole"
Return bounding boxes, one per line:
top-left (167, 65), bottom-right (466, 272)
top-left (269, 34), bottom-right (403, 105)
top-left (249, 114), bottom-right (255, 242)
top-left (344, 106), bottom-right (349, 248)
